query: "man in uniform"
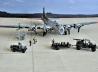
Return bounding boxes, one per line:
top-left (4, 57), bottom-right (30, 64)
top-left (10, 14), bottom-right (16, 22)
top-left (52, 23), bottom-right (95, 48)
top-left (29, 40), bottom-right (32, 46)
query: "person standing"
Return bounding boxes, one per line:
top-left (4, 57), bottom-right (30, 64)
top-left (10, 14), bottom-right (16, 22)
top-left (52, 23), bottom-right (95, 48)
top-left (29, 40), bottom-right (32, 46)
top-left (52, 39), bottom-right (55, 44)
top-left (33, 38), bottom-right (37, 44)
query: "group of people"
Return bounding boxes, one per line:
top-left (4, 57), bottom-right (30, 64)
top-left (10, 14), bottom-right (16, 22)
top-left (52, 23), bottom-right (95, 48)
top-left (29, 37), bottom-right (37, 46)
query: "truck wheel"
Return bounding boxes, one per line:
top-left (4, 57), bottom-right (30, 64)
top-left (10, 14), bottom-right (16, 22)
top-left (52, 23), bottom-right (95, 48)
top-left (22, 50), bottom-right (25, 53)
top-left (54, 46), bottom-right (59, 50)
top-left (76, 46), bottom-right (81, 50)
top-left (11, 49), bottom-right (15, 52)
top-left (55, 47), bottom-right (59, 50)
top-left (67, 44), bottom-right (71, 48)
top-left (91, 47), bottom-right (96, 52)
top-left (51, 44), bottom-right (54, 47)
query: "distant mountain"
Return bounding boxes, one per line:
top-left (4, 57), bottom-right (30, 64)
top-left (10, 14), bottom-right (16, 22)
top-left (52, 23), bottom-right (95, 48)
top-left (0, 11), bottom-right (98, 18)
top-left (0, 11), bottom-right (10, 16)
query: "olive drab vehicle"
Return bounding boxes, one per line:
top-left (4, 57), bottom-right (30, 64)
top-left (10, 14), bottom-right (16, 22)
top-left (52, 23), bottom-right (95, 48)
top-left (74, 39), bottom-right (96, 52)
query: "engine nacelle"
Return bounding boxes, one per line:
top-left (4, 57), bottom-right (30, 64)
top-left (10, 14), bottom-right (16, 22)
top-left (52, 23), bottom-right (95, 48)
top-left (28, 27), bottom-right (36, 31)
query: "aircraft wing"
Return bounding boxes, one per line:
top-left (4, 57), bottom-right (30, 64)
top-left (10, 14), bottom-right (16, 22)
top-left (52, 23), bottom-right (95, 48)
top-left (62, 21), bottom-right (98, 34)
top-left (79, 22), bottom-right (98, 25)
top-left (0, 23), bottom-right (52, 31)
top-left (71, 22), bottom-right (98, 29)
top-left (0, 24), bottom-right (29, 29)
top-left (0, 24), bottom-right (46, 35)
top-left (65, 22), bottom-right (98, 32)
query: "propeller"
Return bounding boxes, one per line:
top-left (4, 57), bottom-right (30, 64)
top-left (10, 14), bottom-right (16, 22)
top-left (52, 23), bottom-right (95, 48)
top-left (70, 24), bottom-right (81, 33)
top-left (28, 24), bottom-right (37, 34)
top-left (77, 24), bottom-right (85, 32)
top-left (71, 24), bottom-right (77, 29)
top-left (67, 27), bottom-right (71, 35)
top-left (16, 23), bottom-right (22, 30)
top-left (63, 25), bottom-right (71, 35)
top-left (33, 24), bottom-right (37, 34)
top-left (77, 26), bottom-right (82, 33)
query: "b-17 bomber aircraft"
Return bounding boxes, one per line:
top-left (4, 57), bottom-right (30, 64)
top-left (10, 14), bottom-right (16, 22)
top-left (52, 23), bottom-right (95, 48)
top-left (0, 8), bottom-right (98, 36)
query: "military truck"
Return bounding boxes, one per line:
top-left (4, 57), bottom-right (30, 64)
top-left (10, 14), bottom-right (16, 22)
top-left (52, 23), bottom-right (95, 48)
top-left (74, 39), bottom-right (96, 52)
top-left (10, 42), bottom-right (27, 53)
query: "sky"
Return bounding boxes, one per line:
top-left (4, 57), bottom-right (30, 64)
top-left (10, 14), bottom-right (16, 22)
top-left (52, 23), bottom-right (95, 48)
top-left (0, 0), bottom-right (98, 14)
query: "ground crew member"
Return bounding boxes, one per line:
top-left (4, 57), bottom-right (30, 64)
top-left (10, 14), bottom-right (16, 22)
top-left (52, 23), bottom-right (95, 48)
top-left (29, 40), bottom-right (32, 46)
top-left (33, 38), bottom-right (37, 44)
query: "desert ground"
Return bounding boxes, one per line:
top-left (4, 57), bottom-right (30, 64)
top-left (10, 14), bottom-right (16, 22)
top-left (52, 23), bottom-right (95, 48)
top-left (0, 17), bottom-right (98, 72)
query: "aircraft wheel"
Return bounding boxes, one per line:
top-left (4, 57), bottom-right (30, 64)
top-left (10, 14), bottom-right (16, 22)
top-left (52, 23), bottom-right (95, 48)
top-left (64, 31), bottom-right (67, 35)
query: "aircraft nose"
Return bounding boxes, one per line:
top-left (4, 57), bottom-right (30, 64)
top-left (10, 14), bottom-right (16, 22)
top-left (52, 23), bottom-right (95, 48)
top-left (59, 28), bottom-right (64, 35)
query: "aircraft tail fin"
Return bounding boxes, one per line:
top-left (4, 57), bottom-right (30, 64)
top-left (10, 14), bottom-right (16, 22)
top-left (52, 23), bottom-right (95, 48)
top-left (41, 7), bottom-right (48, 23)
top-left (43, 7), bottom-right (46, 18)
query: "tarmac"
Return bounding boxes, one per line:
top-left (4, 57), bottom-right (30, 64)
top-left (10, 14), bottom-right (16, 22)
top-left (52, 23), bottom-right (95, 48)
top-left (0, 17), bottom-right (98, 72)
